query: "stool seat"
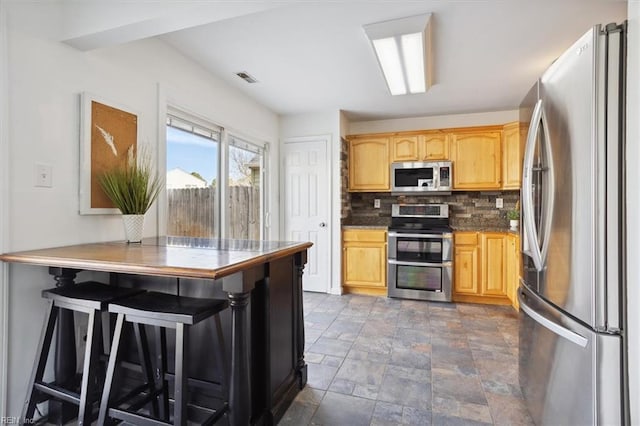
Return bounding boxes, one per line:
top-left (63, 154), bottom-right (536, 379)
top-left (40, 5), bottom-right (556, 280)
top-left (43, 281), bottom-right (145, 311)
top-left (108, 291), bottom-right (229, 325)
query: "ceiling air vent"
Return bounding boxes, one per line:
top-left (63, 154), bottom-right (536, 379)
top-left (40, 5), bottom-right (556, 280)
top-left (236, 71), bottom-right (258, 83)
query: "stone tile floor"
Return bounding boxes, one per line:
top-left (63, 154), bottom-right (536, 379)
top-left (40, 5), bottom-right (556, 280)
top-left (278, 293), bottom-right (533, 426)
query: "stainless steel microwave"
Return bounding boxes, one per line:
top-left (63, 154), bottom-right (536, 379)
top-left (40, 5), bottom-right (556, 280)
top-left (391, 161), bottom-right (452, 193)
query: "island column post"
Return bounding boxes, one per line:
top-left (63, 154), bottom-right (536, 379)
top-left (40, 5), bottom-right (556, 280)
top-left (293, 250), bottom-right (308, 387)
top-left (222, 266), bottom-right (262, 426)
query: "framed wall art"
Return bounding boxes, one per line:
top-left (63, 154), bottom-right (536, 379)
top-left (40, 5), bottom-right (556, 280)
top-left (79, 92), bottom-right (140, 214)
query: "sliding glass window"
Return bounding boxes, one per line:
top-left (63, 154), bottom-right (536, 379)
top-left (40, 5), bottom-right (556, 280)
top-left (165, 109), bottom-right (267, 240)
top-left (166, 112), bottom-right (221, 238)
top-left (227, 135), bottom-right (265, 240)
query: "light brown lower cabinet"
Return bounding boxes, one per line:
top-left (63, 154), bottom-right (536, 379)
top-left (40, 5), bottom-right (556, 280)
top-left (453, 232), bottom-right (480, 296)
top-left (342, 228), bottom-right (388, 296)
top-left (506, 233), bottom-right (521, 310)
top-left (453, 231), bottom-right (520, 308)
top-left (341, 228), bottom-right (520, 306)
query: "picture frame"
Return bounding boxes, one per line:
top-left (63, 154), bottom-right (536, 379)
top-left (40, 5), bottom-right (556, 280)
top-left (79, 92), bottom-right (140, 215)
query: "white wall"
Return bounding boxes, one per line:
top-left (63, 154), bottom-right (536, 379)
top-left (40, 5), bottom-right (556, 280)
top-left (349, 109), bottom-right (519, 134)
top-left (339, 110), bottom-right (350, 139)
top-left (0, 0), bottom-right (9, 416)
top-left (0, 7), bottom-right (279, 416)
top-left (626, 1), bottom-right (639, 423)
top-left (280, 111), bottom-right (342, 295)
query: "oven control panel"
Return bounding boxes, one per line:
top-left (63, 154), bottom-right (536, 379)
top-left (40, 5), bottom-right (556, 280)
top-left (392, 203), bottom-right (448, 218)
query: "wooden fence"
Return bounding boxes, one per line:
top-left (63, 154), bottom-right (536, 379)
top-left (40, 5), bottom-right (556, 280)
top-left (167, 186), bottom-right (260, 239)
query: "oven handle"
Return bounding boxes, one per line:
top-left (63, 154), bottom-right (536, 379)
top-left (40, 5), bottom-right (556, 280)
top-left (388, 259), bottom-right (452, 268)
top-left (388, 232), bottom-right (452, 239)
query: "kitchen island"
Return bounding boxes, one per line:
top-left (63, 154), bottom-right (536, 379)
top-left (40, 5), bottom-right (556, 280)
top-left (0, 236), bottom-right (312, 425)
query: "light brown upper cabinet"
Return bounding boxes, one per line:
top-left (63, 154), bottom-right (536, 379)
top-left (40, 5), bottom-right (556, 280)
top-left (420, 131), bottom-right (449, 160)
top-left (450, 129), bottom-right (502, 189)
top-left (502, 122), bottom-right (522, 189)
top-left (348, 137), bottom-right (390, 191)
top-left (390, 135), bottom-right (419, 162)
top-left (390, 132), bottom-right (449, 162)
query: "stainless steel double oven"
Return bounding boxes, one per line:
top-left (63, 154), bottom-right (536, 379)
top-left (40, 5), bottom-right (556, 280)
top-left (387, 204), bottom-right (453, 302)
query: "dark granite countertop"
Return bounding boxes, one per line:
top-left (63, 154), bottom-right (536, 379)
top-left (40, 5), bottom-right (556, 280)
top-left (342, 217), bottom-right (520, 235)
top-left (341, 217), bottom-right (391, 228)
top-left (451, 217), bottom-right (515, 232)
top-left (452, 226), bottom-right (520, 235)
top-left (342, 225), bottom-right (389, 230)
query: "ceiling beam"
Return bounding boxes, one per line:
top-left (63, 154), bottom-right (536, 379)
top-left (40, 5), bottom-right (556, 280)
top-left (61, 3), bottom-right (282, 51)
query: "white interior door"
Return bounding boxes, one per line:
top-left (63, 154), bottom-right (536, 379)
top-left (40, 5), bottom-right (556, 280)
top-left (283, 137), bottom-right (330, 293)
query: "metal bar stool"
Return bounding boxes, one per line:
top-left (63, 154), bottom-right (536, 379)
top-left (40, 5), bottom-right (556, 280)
top-left (98, 291), bottom-right (229, 426)
top-left (21, 281), bottom-right (146, 426)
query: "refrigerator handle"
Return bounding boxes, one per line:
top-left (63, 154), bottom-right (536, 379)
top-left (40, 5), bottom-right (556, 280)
top-left (522, 99), bottom-right (544, 271)
top-left (518, 287), bottom-right (588, 348)
top-left (539, 103), bottom-right (555, 269)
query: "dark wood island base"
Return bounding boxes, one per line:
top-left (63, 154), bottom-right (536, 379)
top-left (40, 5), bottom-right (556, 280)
top-left (0, 237), bottom-right (312, 425)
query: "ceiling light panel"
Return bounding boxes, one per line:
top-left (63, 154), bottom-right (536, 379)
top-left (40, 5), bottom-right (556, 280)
top-left (401, 33), bottom-right (426, 93)
top-left (372, 37), bottom-right (406, 95)
top-left (364, 13), bottom-right (432, 96)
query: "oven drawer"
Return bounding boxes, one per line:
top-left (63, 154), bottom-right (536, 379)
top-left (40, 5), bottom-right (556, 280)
top-left (387, 260), bottom-right (452, 302)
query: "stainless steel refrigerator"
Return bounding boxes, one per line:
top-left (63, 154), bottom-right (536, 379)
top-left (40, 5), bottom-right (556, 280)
top-left (518, 23), bottom-right (628, 425)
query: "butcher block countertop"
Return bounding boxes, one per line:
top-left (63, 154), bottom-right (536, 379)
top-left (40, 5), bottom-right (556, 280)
top-left (0, 236), bottom-right (313, 279)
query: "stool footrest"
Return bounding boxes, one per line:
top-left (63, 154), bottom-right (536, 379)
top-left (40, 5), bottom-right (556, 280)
top-left (108, 407), bottom-right (172, 426)
top-left (98, 353), bottom-right (146, 377)
top-left (197, 402), bottom-right (229, 426)
top-left (163, 372), bottom-right (224, 397)
top-left (34, 381), bottom-right (80, 405)
top-left (125, 389), bottom-right (164, 413)
top-left (111, 383), bottom-right (156, 409)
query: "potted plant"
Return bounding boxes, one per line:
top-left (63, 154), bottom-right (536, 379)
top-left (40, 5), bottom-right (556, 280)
top-left (99, 146), bottom-right (163, 243)
top-left (507, 209), bottom-right (520, 231)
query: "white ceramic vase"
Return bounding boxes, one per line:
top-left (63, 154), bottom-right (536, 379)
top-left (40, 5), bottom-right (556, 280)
top-left (509, 219), bottom-right (519, 231)
top-left (122, 214), bottom-right (144, 243)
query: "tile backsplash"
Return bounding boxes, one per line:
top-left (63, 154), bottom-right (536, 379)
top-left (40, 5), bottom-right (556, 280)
top-left (340, 137), bottom-right (351, 219)
top-left (344, 191), bottom-right (520, 229)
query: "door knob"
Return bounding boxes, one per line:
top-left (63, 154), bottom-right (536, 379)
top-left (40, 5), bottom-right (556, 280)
top-left (319, 222), bottom-right (327, 228)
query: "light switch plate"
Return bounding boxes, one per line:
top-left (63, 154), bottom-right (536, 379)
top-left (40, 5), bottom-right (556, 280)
top-left (496, 198), bottom-right (503, 208)
top-left (35, 163), bottom-right (53, 187)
